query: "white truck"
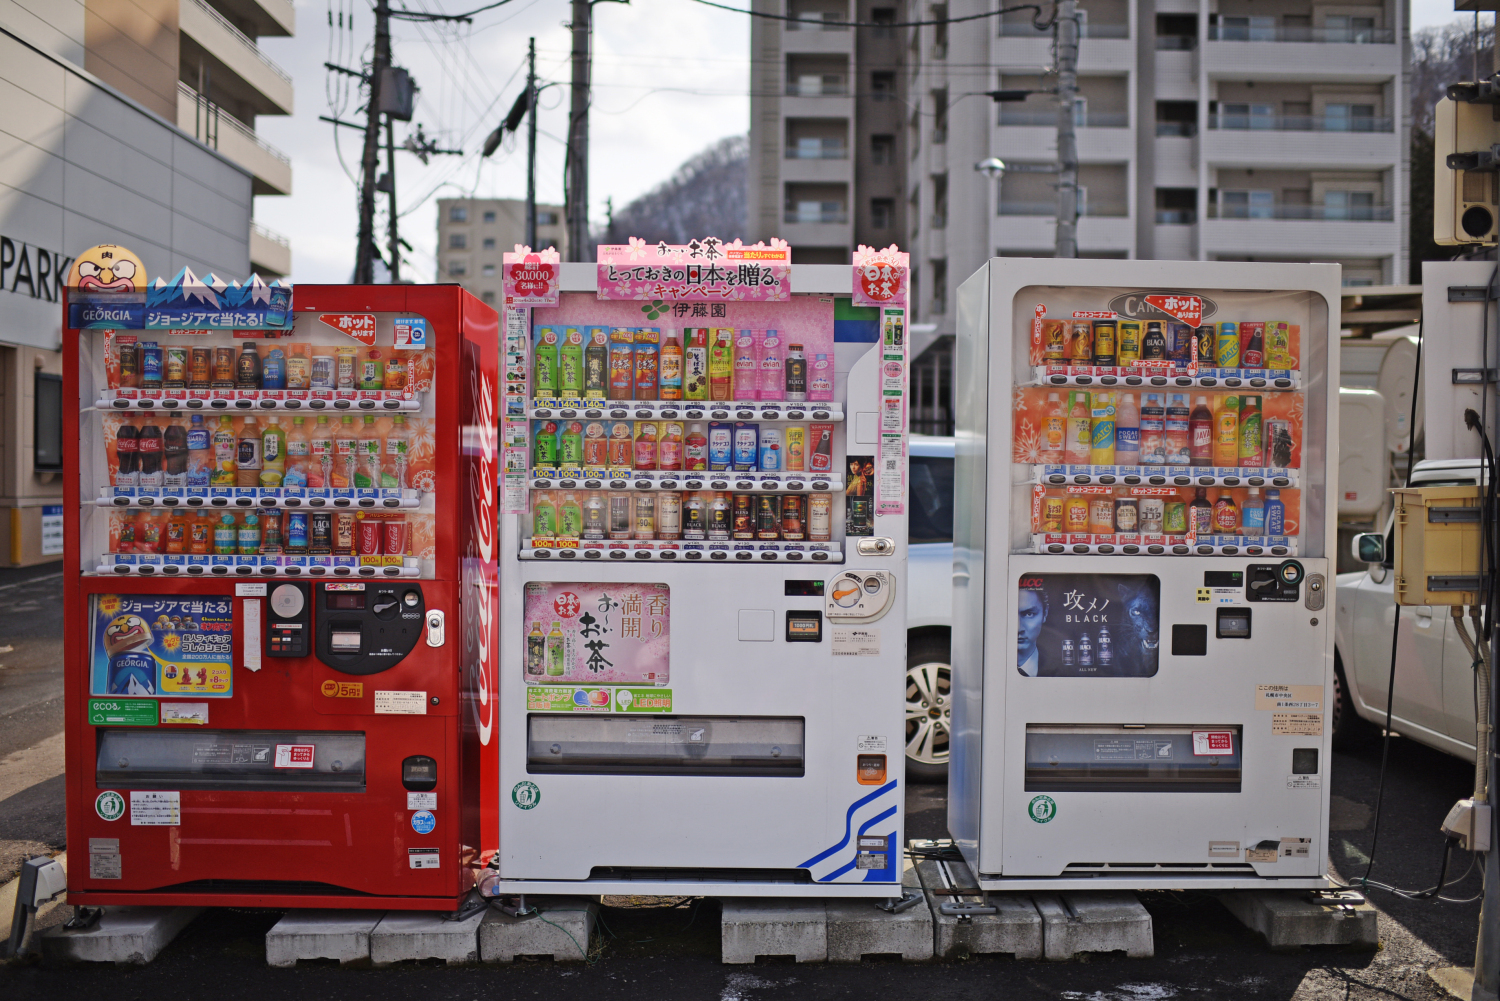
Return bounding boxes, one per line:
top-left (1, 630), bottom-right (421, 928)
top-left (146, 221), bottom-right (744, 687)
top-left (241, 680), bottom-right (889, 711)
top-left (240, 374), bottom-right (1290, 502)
top-left (1335, 457), bottom-right (1483, 760)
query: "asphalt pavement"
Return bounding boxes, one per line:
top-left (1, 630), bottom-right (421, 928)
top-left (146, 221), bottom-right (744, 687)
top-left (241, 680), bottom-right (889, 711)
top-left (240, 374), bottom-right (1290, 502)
top-left (0, 567), bottom-right (1489, 998)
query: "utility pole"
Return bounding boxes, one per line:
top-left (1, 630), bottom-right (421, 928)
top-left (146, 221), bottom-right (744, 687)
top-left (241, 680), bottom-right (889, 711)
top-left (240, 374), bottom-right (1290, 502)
top-left (1053, 0), bottom-right (1079, 259)
top-left (565, 0), bottom-right (591, 262)
top-left (385, 117), bottom-right (400, 283)
top-left (526, 37), bottom-right (538, 251)
top-left (355, 0), bottom-right (390, 283)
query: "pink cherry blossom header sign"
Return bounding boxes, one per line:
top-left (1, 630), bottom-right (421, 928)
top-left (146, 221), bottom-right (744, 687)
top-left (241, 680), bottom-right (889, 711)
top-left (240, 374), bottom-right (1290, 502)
top-left (597, 237), bottom-right (791, 302)
top-left (852, 244), bottom-right (909, 308)
top-left (503, 245), bottom-right (560, 307)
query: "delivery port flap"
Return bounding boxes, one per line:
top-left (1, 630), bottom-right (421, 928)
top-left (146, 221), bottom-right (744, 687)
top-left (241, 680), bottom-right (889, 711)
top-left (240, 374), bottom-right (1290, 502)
top-left (1024, 724), bottom-right (1242, 793)
top-left (527, 716), bottom-right (805, 776)
top-left (95, 729), bottom-right (366, 791)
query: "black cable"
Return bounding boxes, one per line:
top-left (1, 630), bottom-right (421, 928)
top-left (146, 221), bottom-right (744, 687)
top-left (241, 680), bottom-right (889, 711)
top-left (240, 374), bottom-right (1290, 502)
top-left (688, 0), bottom-right (1057, 31)
top-left (1357, 303), bottom-right (1424, 892)
top-left (391, 0), bottom-right (516, 23)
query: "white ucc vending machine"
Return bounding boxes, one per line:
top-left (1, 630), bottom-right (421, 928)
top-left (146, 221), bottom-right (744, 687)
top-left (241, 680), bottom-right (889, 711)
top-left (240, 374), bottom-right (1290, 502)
top-left (951, 259), bottom-right (1339, 889)
top-left (487, 245), bottom-right (909, 896)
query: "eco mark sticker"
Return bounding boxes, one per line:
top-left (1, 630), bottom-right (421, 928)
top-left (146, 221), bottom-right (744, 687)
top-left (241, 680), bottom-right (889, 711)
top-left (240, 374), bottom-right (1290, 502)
top-left (411, 810), bottom-right (436, 835)
top-left (1027, 795), bottom-right (1057, 824)
top-left (95, 790), bottom-right (126, 822)
top-left (512, 781), bottom-right (541, 811)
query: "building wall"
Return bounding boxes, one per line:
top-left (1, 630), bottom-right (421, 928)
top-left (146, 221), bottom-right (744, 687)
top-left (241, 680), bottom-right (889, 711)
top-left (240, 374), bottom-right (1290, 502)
top-left (436, 197), bottom-right (567, 306)
top-left (83, 0), bottom-right (179, 120)
top-left (0, 19), bottom-right (253, 564)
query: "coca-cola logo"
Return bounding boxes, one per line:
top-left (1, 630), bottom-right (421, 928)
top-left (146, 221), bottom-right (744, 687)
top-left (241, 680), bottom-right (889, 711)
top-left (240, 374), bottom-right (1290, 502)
top-left (464, 351), bottom-right (497, 746)
top-left (1106, 292), bottom-right (1218, 323)
top-left (509, 255), bottom-right (555, 297)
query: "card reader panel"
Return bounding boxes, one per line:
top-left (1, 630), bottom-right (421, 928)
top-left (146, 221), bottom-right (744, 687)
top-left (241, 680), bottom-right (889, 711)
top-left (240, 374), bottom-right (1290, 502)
top-left (316, 582), bottom-right (427, 675)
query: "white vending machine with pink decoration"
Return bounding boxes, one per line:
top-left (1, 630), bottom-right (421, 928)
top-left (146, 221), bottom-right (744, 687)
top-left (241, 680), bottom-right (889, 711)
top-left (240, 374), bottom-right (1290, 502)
top-left (484, 246), bottom-right (911, 896)
top-left (950, 258), bottom-right (1340, 889)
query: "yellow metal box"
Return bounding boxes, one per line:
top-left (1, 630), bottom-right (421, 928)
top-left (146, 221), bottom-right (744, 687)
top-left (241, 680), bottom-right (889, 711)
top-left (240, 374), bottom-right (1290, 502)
top-left (1391, 485), bottom-right (1484, 606)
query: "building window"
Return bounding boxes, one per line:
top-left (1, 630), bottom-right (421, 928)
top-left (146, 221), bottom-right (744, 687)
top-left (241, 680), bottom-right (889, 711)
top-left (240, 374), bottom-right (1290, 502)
top-left (1324, 190), bottom-right (1376, 220)
top-left (483, 210), bottom-right (496, 223)
top-left (449, 205), bottom-right (468, 223)
top-left (871, 198), bottom-right (894, 229)
top-left (872, 71), bottom-right (895, 101)
top-left (538, 211), bottom-right (559, 225)
top-left (1217, 103), bottom-right (1275, 130)
top-left (930, 259), bottom-right (948, 315)
top-left (482, 263), bottom-right (497, 276)
top-left (1219, 190), bottom-right (1274, 219)
top-left (1216, 15), bottom-right (1275, 41)
top-left (34, 372), bottom-right (62, 471)
top-left (1324, 103), bottom-right (1376, 132)
top-left (483, 237), bottom-right (496, 250)
top-left (871, 134), bottom-right (895, 164)
top-left (932, 89), bottom-right (948, 143)
top-left (482, 290), bottom-right (497, 304)
top-left (449, 233), bottom-right (468, 249)
top-left (448, 260), bottom-right (468, 276)
top-left (931, 4), bottom-right (948, 57)
top-left (871, 7), bottom-right (895, 37)
top-left (1325, 15), bottom-right (1375, 43)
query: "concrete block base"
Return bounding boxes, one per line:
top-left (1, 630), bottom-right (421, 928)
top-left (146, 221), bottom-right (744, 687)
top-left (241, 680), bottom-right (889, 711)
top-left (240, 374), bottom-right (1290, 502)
top-left (265, 910), bottom-right (383, 967)
top-left (721, 898), bottom-right (826, 964)
top-left (1033, 892), bottom-right (1153, 960)
top-left (909, 846), bottom-right (1043, 960)
top-left (826, 898), bottom-right (933, 962)
top-left (370, 910), bottom-right (484, 966)
top-left (479, 898), bottom-right (597, 963)
top-left (1219, 891), bottom-right (1379, 950)
top-left (40, 906), bottom-right (201, 964)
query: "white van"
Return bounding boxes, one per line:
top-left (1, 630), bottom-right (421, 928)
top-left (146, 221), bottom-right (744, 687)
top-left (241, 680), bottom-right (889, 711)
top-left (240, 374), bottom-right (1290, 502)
top-left (906, 435), bottom-right (954, 780)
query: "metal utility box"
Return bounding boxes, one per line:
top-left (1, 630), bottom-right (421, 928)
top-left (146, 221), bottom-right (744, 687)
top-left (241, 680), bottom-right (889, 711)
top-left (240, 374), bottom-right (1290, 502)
top-left (1392, 484), bottom-right (1484, 606)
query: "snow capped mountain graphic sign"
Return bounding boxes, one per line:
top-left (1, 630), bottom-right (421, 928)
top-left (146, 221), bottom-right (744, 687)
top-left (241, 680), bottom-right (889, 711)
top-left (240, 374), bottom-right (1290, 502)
top-left (141, 268), bottom-right (292, 330)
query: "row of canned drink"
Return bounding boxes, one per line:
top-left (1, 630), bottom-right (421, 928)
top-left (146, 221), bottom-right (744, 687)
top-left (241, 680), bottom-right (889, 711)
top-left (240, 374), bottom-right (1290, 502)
top-left (530, 490), bottom-right (837, 543)
top-left (1041, 318), bottom-right (1297, 370)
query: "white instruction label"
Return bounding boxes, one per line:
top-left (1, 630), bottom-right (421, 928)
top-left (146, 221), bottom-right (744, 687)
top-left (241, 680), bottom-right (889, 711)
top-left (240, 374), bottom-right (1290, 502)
top-left (1287, 774), bottom-right (1321, 789)
top-left (242, 598), bottom-right (262, 672)
top-left (832, 628), bottom-right (881, 656)
top-left (856, 734), bottom-right (887, 752)
top-left (407, 792), bottom-right (437, 810)
top-left (408, 849), bottom-right (440, 869)
top-left (161, 702), bottom-right (208, 725)
top-left (130, 791), bottom-right (180, 826)
top-left (235, 582), bottom-right (267, 596)
top-left (275, 744), bottom-right (316, 768)
top-left (89, 838), bottom-right (121, 879)
top-left (375, 690), bottom-right (428, 714)
top-left (1255, 684), bottom-right (1322, 711)
top-left (1272, 713), bottom-right (1323, 736)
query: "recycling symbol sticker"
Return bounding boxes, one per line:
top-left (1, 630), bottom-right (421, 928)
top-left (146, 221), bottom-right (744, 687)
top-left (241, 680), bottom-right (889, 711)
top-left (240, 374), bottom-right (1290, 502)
top-left (96, 790), bottom-right (125, 822)
top-left (511, 781), bottom-right (541, 811)
top-left (1027, 795), bottom-right (1057, 824)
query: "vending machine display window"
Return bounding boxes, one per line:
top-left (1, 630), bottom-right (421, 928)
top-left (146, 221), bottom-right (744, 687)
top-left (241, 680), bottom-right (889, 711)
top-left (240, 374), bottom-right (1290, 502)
top-left (77, 313), bottom-right (440, 580)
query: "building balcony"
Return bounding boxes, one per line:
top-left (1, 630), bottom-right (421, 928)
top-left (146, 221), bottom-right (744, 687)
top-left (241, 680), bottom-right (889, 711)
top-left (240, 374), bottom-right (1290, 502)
top-left (779, 155), bottom-right (853, 183)
top-left (1155, 48), bottom-right (1197, 100)
top-left (1200, 216), bottom-right (1398, 257)
top-left (1200, 38), bottom-right (1397, 82)
top-left (992, 213), bottom-right (1134, 252)
top-left (785, 140), bottom-right (847, 159)
top-left (785, 80), bottom-right (848, 96)
top-left (1201, 120), bottom-right (1398, 167)
top-left (778, 220), bottom-right (853, 247)
top-left (994, 25), bottom-right (1135, 71)
top-left (998, 110), bottom-right (1129, 128)
top-left (1000, 21), bottom-right (1128, 38)
top-left (999, 202), bottom-right (1129, 218)
top-left (213, 0), bottom-right (295, 36)
top-left (780, 27), bottom-right (855, 54)
top-left (1206, 203), bottom-right (1393, 221)
top-left (250, 221), bottom-right (291, 277)
top-left (784, 208), bottom-right (849, 224)
top-left (990, 123), bottom-right (1135, 161)
top-left (179, 0), bottom-right (295, 116)
top-left (1206, 24), bottom-right (1395, 43)
top-left (1154, 135), bottom-right (1197, 187)
top-left (1154, 222), bottom-right (1196, 260)
top-left (177, 82), bottom-right (291, 195)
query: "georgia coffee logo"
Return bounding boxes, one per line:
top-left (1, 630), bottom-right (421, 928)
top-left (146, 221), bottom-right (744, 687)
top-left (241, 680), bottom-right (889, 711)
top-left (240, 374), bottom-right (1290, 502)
top-left (1106, 291), bottom-right (1218, 324)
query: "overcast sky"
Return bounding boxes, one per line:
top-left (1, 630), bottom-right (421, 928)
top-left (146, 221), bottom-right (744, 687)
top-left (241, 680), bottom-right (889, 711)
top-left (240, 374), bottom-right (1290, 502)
top-left (254, 0), bottom-right (751, 284)
top-left (254, 0), bottom-right (1483, 285)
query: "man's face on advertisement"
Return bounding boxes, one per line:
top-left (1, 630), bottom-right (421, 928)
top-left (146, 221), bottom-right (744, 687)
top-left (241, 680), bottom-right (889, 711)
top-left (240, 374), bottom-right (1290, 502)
top-left (1018, 589), bottom-right (1046, 657)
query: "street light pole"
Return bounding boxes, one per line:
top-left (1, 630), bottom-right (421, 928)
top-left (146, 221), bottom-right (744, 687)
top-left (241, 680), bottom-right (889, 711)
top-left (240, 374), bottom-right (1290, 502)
top-left (1054, 0), bottom-right (1079, 259)
top-left (526, 37), bottom-right (538, 251)
top-left (565, 0), bottom-right (591, 262)
top-left (355, 0), bottom-right (389, 283)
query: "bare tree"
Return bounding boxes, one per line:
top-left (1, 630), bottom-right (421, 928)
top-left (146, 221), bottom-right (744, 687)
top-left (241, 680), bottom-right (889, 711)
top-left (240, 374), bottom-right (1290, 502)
top-left (1412, 19), bottom-right (1494, 137)
top-left (600, 134), bottom-right (748, 245)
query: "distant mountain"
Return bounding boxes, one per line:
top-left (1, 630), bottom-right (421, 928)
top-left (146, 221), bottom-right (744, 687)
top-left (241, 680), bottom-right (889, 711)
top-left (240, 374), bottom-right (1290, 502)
top-left (600, 134), bottom-right (747, 247)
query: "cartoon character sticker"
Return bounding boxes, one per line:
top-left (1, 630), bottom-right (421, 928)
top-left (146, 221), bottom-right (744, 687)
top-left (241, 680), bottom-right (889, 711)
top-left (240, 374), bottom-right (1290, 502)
top-left (90, 594), bottom-right (234, 697)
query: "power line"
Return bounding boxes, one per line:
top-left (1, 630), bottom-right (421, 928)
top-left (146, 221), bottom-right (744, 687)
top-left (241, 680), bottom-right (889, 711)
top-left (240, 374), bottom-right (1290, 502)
top-left (391, 0), bottom-right (518, 23)
top-left (687, 0), bottom-right (1056, 30)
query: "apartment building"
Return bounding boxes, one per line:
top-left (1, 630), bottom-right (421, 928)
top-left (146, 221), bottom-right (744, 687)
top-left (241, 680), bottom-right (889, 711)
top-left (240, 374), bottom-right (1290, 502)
top-left (0, 0), bottom-right (287, 562)
top-left (436, 198), bottom-right (568, 305)
top-left (904, 0), bottom-right (1408, 340)
top-left (747, 0), bottom-right (910, 262)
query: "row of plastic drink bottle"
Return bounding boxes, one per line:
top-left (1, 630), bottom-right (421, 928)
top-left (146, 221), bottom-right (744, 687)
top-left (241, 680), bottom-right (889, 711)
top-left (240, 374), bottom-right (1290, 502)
top-left (116, 337), bottom-right (409, 392)
top-left (1039, 486), bottom-right (1287, 537)
top-left (532, 327), bottom-right (836, 403)
top-left (534, 420), bottom-right (836, 475)
top-left (532, 490), bottom-right (835, 543)
top-left (115, 508), bottom-right (410, 556)
top-left (114, 414), bottom-right (411, 490)
top-left (1041, 318), bottom-right (1296, 370)
top-left (1042, 390), bottom-right (1294, 469)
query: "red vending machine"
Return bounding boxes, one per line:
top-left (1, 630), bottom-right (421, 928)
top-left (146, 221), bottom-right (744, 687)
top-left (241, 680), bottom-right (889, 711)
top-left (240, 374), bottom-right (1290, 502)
top-left (61, 251), bottom-right (499, 910)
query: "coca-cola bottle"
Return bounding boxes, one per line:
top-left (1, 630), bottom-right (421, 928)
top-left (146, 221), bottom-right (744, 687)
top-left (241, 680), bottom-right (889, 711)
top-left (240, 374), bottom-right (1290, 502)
top-left (137, 422), bottom-right (163, 489)
top-left (115, 421), bottom-right (139, 487)
top-left (163, 419), bottom-right (188, 494)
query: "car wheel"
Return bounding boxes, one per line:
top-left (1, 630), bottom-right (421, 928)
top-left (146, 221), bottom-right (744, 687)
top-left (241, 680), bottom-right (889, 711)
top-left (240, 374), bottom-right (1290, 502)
top-left (1331, 657), bottom-right (1377, 751)
top-left (905, 634), bottom-right (951, 783)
